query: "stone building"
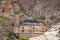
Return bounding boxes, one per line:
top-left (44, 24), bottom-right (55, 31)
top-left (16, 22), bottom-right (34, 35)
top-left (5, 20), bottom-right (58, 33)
top-left (14, 17), bottom-right (48, 37)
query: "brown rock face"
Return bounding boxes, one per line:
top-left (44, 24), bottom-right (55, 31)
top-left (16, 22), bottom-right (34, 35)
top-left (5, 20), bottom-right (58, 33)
top-left (3, 2), bottom-right (12, 13)
top-left (19, 0), bottom-right (32, 5)
top-left (18, 0), bottom-right (60, 17)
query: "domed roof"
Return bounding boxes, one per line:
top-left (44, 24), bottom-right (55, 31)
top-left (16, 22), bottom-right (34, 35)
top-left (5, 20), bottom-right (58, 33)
top-left (23, 17), bottom-right (39, 23)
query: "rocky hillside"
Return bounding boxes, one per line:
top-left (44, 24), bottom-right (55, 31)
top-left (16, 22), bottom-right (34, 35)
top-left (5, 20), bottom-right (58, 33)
top-left (19, 0), bottom-right (60, 17)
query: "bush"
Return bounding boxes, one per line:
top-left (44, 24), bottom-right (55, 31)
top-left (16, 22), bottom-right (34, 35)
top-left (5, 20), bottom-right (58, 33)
top-left (50, 16), bottom-right (56, 20)
top-left (0, 0), bottom-right (1, 1)
top-left (19, 5), bottom-right (25, 12)
top-left (38, 16), bottom-right (46, 20)
top-left (19, 36), bottom-right (29, 40)
top-left (7, 33), bottom-right (14, 40)
top-left (0, 16), bottom-right (11, 21)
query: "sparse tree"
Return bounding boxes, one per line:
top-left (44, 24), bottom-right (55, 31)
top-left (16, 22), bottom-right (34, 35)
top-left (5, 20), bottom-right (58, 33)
top-left (7, 33), bottom-right (14, 40)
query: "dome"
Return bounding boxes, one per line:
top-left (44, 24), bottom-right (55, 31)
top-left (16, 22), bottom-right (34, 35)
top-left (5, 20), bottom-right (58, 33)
top-left (23, 17), bottom-right (39, 23)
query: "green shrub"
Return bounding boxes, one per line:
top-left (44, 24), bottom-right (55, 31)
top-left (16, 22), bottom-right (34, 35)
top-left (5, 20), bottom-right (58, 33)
top-left (19, 5), bottom-right (25, 12)
top-left (38, 16), bottom-right (46, 20)
top-left (7, 33), bottom-right (14, 40)
top-left (0, 16), bottom-right (11, 21)
top-left (0, 0), bottom-right (1, 1)
top-left (19, 36), bottom-right (29, 40)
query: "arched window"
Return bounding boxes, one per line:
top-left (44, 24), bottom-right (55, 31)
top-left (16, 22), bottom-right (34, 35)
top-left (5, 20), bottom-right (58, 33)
top-left (42, 27), bottom-right (44, 29)
top-left (33, 27), bottom-right (35, 32)
top-left (22, 27), bottom-right (24, 32)
top-left (11, 23), bottom-right (14, 26)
